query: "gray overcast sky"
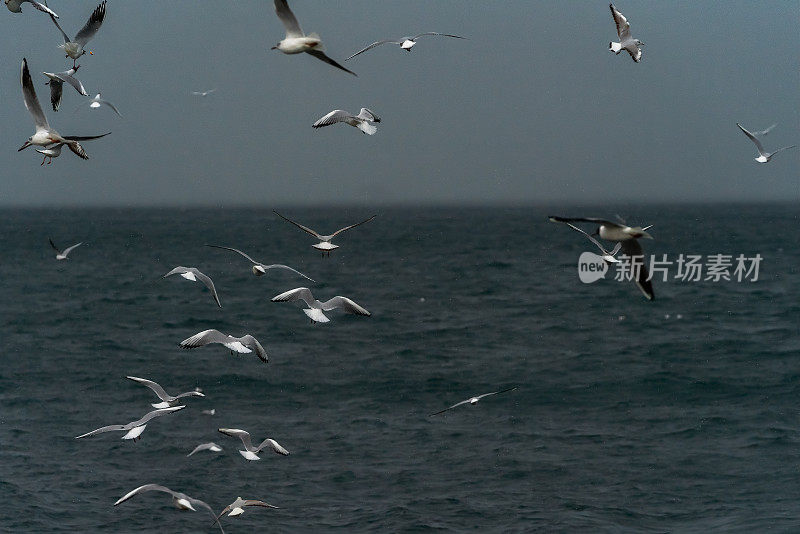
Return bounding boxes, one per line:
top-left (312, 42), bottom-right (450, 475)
top-left (1, 1), bottom-right (797, 206)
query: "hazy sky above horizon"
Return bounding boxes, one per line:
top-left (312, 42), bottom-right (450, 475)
top-left (0, 1), bottom-right (797, 206)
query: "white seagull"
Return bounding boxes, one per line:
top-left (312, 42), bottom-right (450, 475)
top-left (215, 497), bottom-right (279, 521)
top-left (43, 66), bottom-right (88, 112)
top-left (5, 0), bottom-right (58, 17)
top-left (75, 406), bottom-right (185, 441)
top-left (312, 108), bottom-right (380, 135)
top-left (49, 238), bottom-right (82, 260)
top-left (126, 376), bottom-right (205, 409)
top-left (205, 244), bottom-right (315, 281)
top-left (218, 428), bottom-right (289, 461)
top-left (549, 216), bottom-right (655, 300)
top-left (46, 1), bottom-right (106, 68)
top-left (191, 89), bottom-right (216, 97)
top-left (273, 211), bottom-right (376, 256)
top-left (179, 329), bottom-right (268, 363)
top-left (736, 123), bottom-right (795, 163)
top-left (19, 58), bottom-right (109, 160)
top-left (162, 267), bottom-right (222, 308)
top-left (187, 442), bottom-right (223, 457)
top-left (551, 220), bottom-right (623, 264)
top-left (270, 0), bottom-right (356, 76)
top-left (114, 484), bottom-right (224, 532)
top-left (85, 92), bottom-right (122, 117)
top-left (345, 32), bottom-right (465, 60)
top-left (271, 287), bottom-right (370, 323)
top-left (201, 409), bottom-right (216, 416)
top-left (752, 123), bottom-right (777, 137)
top-left (608, 4), bottom-right (643, 62)
top-left (430, 387), bottom-right (518, 417)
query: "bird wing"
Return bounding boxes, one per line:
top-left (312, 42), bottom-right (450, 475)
top-left (756, 123), bottom-right (777, 136)
top-left (206, 244), bottom-right (260, 264)
top-left (21, 58), bottom-right (49, 130)
top-left (191, 269), bottom-right (223, 308)
top-left (218, 428), bottom-right (253, 450)
top-left (96, 98), bottom-right (123, 118)
top-left (330, 215), bottom-right (377, 237)
top-left (271, 287), bottom-right (316, 307)
top-left (273, 211), bottom-right (323, 239)
top-left (357, 108), bottom-right (380, 122)
top-left (179, 329), bottom-right (230, 349)
top-left (312, 109), bottom-right (354, 128)
top-left (127, 376), bottom-right (171, 401)
top-left (114, 484), bottom-right (179, 506)
top-left (53, 71), bottom-right (88, 96)
top-left (273, 0), bottom-right (303, 37)
top-left (625, 44), bottom-right (642, 63)
top-left (560, 222), bottom-right (611, 255)
top-left (162, 266), bottom-right (189, 278)
top-left (344, 40), bottom-right (399, 61)
top-left (305, 49), bottom-right (357, 76)
top-left (131, 406), bottom-right (185, 427)
top-left (74, 1), bottom-right (106, 47)
top-left (429, 399), bottom-right (470, 417)
top-left (49, 238), bottom-right (61, 253)
top-left (261, 264), bottom-right (316, 283)
top-left (609, 4), bottom-right (630, 39)
top-left (62, 132), bottom-right (111, 142)
top-left (242, 336), bottom-right (268, 363)
top-left (321, 296), bottom-right (371, 316)
top-left (256, 438), bottom-right (290, 455)
top-left (768, 145), bottom-right (796, 158)
top-left (736, 123), bottom-right (767, 156)
top-left (187, 442), bottom-right (220, 457)
top-left (75, 424), bottom-right (125, 438)
top-left (61, 242), bottom-right (83, 256)
top-left (49, 79), bottom-right (64, 112)
top-left (410, 32), bottom-right (466, 40)
top-left (64, 141), bottom-right (89, 159)
top-left (46, 7), bottom-right (72, 43)
top-left (476, 386), bottom-right (518, 401)
top-left (548, 215), bottom-right (619, 227)
top-left (244, 500), bottom-right (280, 509)
top-left (27, 0), bottom-right (59, 17)
top-left (620, 239), bottom-right (654, 301)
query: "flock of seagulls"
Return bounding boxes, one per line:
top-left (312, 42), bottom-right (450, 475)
top-left (9, 0), bottom-right (794, 530)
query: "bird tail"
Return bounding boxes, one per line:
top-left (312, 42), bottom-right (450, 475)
top-left (307, 32), bottom-right (324, 51)
top-left (609, 41), bottom-right (622, 53)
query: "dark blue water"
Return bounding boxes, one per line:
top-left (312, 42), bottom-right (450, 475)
top-left (1, 205), bottom-right (799, 532)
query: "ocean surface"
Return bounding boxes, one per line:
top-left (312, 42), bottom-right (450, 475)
top-left (1, 204), bottom-right (799, 533)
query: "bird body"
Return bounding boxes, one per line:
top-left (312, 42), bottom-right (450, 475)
top-left (345, 32), bottom-right (465, 60)
top-left (162, 267), bottom-right (222, 308)
top-left (187, 442), bottom-right (223, 457)
top-left (43, 66), bottom-right (87, 111)
top-left (215, 497), bottom-right (278, 521)
top-left (205, 244), bottom-right (315, 281)
top-left (430, 387), bottom-right (518, 416)
top-left (127, 376), bottom-right (205, 409)
top-left (312, 108), bottom-right (380, 135)
top-left (218, 428), bottom-right (289, 461)
top-left (273, 211), bottom-right (376, 256)
top-left (49, 238), bottom-right (82, 260)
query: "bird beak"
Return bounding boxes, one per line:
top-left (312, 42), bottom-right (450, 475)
top-left (270, 46), bottom-right (277, 50)
top-left (18, 141), bottom-right (31, 151)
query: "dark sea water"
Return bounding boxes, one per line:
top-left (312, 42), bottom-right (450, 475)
top-left (1, 204), bottom-right (799, 533)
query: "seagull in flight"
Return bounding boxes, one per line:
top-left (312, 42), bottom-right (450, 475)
top-left (83, 92), bottom-right (122, 117)
top-left (430, 387), bottom-right (518, 417)
top-left (43, 65), bottom-right (88, 112)
top-left (5, 0), bottom-right (58, 17)
top-left (19, 58), bottom-right (109, 160)
top-left (187, 442), bottom-right (223, 457)
top-left (191, 89), bottom-right (216, 97)
top-left (312, 108), bottom-right (380, 135)
top-left (179, 329), bottom-right (268, 363)
top-left (46, 1), bottom-right (106, 68)
top-left (49, 238), bottom-right (82, 260)
top-left (551, 220), bottom-right (623, 264)
top-left (162, 267), bottom-right (222, 308)
top-left (751, 123), bottom-right (777, 137)
top-left (126, 376), bottom-right (205, 409)
top-left (273, 211), bottom-right (376, 256)
top-left (549, 216), bottom-right (655, 300)
top-left (75, 406), bottom-right (185, 441)
top-left (215, 497), bottom-right (279, 521)
top-left (270, 0), bottom-right (356, 76)
top-left (345, 32), bottom-right (465, 61)
top-left (736, 123), bottom-right (795, 163)
top-left (114, 484), bottom-right (224, 533)
top-left (35, 133), bottom-right (109, 165)
top-left (218, 428), bottom-right (289, 461)
top-left (271, 287), bottom-right (371, 323)
top-left (205, 244), bottom-right (315, 282)
top-left (608, 4), bottom-right (643, 62)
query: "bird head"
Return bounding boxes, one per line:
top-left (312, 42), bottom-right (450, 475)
top-left (18, 138), bottom-right (33, 151)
